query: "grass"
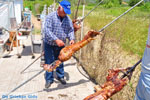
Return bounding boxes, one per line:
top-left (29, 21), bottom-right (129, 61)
top-left (78, 6), bottom-right (150, 57)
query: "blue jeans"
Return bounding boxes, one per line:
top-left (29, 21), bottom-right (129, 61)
top-left (44, 43), bottom-right (64, 83)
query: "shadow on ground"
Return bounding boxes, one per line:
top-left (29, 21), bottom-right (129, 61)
top-left (44, 79), bottom-right (90, 92)
top-left (21, 79), bottom-right (89, 96)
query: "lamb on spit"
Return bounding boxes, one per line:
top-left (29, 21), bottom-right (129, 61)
top-left (83, 68), bottom-right (130, 100)
top-left (44, 30), bottom-right (101, 72)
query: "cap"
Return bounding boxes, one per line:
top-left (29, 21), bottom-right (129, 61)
top-left (59, 0), bottom-right (71, 15)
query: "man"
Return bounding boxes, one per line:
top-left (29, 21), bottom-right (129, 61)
top-left (134, 25), bottom-right (150, 100)
top-left (44, 0), bottom-right (79, 89)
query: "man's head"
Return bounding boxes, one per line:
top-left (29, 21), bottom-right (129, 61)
top-left (57, 0), bottom-right (71, 17)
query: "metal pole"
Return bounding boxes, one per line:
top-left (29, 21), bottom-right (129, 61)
top-left (6, 69), bottom-right (44, 96)
top-left (98, 0), bottom-right (144, 32)
top-left (121, 59), bottom-right (142, 79)
top-left (75, 0), bottom-right (103, 25)
top-left (20, 54), bottom-right (43, 74)
top-left (6, 60), bottom-right (56, 96)
top-left (80, 0), bottom-right (103, 22)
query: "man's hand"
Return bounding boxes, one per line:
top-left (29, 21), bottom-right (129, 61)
top-left (69, 40), bottom-right (75, 45)
top-left (72, 19), bottom-right (81, 32)
top-left (55, 39), bottom-right (65, 47)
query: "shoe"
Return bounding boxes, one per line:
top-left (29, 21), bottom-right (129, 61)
top-left (45, 82), bottom-right (53, 88)
top-left (57, 78), bottom-right (66, 85)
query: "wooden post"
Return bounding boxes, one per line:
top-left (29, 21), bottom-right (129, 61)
top-left (80, 1), bottom-right (85, 60)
